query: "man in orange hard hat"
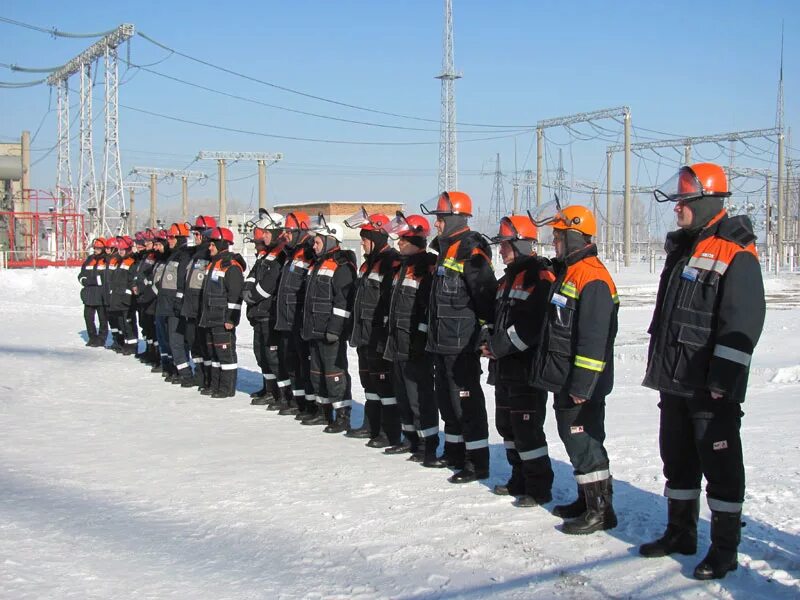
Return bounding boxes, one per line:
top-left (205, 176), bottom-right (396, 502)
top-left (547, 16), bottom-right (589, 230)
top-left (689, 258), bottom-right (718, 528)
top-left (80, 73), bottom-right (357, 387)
top-left (640, 163), bottom-right (766, 580)
top-left (482, 214), bottom-right (556, 507)
top-left (421, 191), bottom-right (497, 483)
top-left (531, 204), bottom-right (618, 534)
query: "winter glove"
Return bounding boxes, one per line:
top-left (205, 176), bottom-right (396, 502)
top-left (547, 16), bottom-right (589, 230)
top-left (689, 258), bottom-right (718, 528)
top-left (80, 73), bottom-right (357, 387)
top-left (325, 332), bottom-right (339, 344)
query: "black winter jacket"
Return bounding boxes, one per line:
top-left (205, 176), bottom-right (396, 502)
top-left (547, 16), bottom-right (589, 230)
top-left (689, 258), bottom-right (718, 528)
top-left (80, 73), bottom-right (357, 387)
top-left (487, 255), bottom-right (555, 385)
top-left (426, 228), bottom-right (497, 355)
top-left (199, 251), bottom-right (246, 328)
top-left (301, 248), bottom-right (357, 342)
top-left (349, 246), bottom-right (400, 351)
top-left (383, 250), bottom-right (436, 362)
top-left (642, 212), bottom-right (765, 402)
top-left (243, 244), bottom-right (286, 324)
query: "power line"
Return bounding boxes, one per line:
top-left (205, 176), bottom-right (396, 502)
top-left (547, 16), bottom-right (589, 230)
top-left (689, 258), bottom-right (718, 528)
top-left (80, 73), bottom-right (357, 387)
top-left (135, 31), bottom-right (534, 129)
top-left (0, 16), bottom-right (117, 39)
top-left (123, 61), bottom-right (531, 135)
top-left (120, 103), bottom-right (528, 146)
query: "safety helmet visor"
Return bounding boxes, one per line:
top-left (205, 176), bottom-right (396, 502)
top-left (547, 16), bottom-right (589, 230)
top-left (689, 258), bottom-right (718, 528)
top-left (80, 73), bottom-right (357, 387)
top-left (419, 192), bottom-right (453, 215)
top-left (654, 167), bottom-right (704, 203)
top-left (527, 196), bottom-right (563, 227)
top-left (343, 206), bottom-right (369, 229)
top-left (383, 212), bottom-right (411, 238)
top-left (491, 216), bottom-right (538, 243)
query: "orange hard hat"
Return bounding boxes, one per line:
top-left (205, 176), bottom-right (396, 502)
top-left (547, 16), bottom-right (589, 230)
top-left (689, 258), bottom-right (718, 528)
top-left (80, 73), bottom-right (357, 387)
top-left (551, 205), bottom-right (597, 237)
top-left (655, 162), bottom-right (731, 203)
top-left (420, 191), bottom-right (473, 217)
top-left (438, 191), bottom-right (472, 216)
top-left (92, 237), bottom-right (106, 249)
top-left (494, 215), bottom-right (538, 242)
top-left (285, 211), bottom-right (311, 230)
top-left (167, 222), bottom-right (191, 237)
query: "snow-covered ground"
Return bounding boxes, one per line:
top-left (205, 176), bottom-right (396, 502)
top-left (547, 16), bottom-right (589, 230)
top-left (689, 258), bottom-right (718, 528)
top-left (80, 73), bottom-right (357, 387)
top-left (1, 264), bottom-right (799, 599)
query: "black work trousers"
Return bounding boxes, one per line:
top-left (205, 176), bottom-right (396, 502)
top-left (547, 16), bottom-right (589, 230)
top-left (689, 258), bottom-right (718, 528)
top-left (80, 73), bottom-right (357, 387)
top-left (433, 352), bottom-right (490, 472)
top-left (394, 354), bottom-right (439, 451)
top-left (309, 338), bottom-right (350, 411)
top-left (279, 329), bottom-right (311, 411)
top-left (206, 326), bottom-right (238, 397)
top-left (554, 390), bottom-right (610, 484)
top-left (252, 320), bottom-right (281, 387)
top-left (357, 345), bottom-right (401, 443)
top-left (168, 316), bottom-right (192, 376)
top-left (658, 392), bottom-right (745, 512)
top-left (84, 304), bottom-right (108, 342)
top-left (496, 382), bottom-right (554, 496)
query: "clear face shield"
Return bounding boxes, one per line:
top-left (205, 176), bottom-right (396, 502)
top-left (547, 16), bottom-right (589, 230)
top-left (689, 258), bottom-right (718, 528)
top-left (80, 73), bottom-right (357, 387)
top-left (419, 193), bottom-right (450, 216)
top-left (526, 195), bottom-right (564, 227)
top-left (383, 211), bottom-right (411, 240)
top-left (343, 206), bottom-right (369, 229)
top-left (653, 168), bottom-right (704, 203)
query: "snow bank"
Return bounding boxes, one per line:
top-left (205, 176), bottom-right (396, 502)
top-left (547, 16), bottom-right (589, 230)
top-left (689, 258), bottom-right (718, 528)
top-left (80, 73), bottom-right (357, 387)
top-left (771, 366), bottom-right (800, 384)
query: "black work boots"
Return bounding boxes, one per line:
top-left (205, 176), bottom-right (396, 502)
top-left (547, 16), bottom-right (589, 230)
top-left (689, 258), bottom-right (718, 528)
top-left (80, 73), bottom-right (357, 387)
top-left (639, 498), bottom-right (699, 557)
top-left (560, 479), bottom-right (617, 535)
top-left (693, 511), bottom-right (741, 580)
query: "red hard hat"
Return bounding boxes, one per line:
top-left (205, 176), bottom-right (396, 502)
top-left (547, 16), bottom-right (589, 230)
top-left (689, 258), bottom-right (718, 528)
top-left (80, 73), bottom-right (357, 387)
top-left (106, 237), bottom-right (118, 249)
top-left (400, 215), bottom-right (431, 238)
top-left (362, 213), bottom-right (390, 232)
top-left (116, 236), bottom-right (133, 250)
top-left (192, 215), bottom-right (217, 231)
top-left (207, 226), bottom-right (235, 244)
top-left (92, 237), bottom-right (106, 249)
top-left (153, 229), bottom-right (168, 242)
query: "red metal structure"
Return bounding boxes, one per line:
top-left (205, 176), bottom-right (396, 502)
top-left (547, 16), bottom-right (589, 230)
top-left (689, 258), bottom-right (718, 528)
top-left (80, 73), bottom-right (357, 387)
top-left (0, 189), bottom-right (85, 268)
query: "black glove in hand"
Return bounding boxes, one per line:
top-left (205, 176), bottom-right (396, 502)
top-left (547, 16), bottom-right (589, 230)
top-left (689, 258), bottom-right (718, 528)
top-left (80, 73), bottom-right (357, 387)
top-left (325, 332), bottom-right (339, 344)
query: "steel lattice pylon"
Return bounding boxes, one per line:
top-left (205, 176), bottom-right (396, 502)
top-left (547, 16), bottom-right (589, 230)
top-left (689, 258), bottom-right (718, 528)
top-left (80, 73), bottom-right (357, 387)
top-left (437, 0), bottom-right (461, 193)
top-left (55, 79), bottom-right (74, 212)
top-left (77, 62), bottom-right (99, 239)
top-left (102, 45), bottom-right (126, 235)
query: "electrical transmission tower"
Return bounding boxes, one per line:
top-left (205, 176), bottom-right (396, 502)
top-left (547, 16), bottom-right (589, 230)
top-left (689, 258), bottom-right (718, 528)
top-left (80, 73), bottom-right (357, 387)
top-left (55, 80), bottom-right (73, 211)
top-left (47, 24), bottom-right (135, 239)
top-left (437, 0), bottom-right (461, 193)
top-left (489, 153), bottom-right (507, 221)
top-left (520, 170), bottom-right (535, 211)
top-left (197, 151), bottom-right (284, 225)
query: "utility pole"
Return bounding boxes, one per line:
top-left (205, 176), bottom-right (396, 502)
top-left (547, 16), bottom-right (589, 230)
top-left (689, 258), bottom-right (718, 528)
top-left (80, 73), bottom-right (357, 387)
top-left (606, 151), bottom-right (613, 258)
top-left (197, 151), bottom-right (283, 223)
top-left (131, 167), bottom-right (208, 228)
top-left (123, 181), bottom-right (148, 232)
top-left (536, 128), bottom-right (543, 206)
top-left (437, 0), bottom-right (461, 192)
top-left (624, 107), bottom-right (632, 266)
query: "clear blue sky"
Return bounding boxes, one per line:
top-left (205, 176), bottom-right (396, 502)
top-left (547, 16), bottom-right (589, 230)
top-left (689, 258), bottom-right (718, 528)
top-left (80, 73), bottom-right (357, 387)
top-left (1, 0), bottom-right (797, 220)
